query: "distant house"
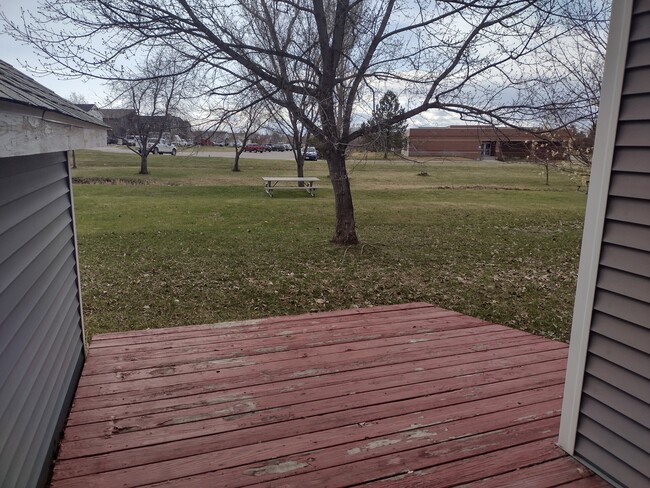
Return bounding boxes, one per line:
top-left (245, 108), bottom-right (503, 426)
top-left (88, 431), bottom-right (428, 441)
top-left (0, 59), bottom-right (106, 487)
top-left (99, 108), bottom-right (137, 142)
top-left (193, 129), bottom-right (240, 146)
top-left (100, 108), bottom-right (192, 142)
top-left (558, 2), bottom-right (650, 487)
top-left (406, 125), bottom-right (566, 161)
top-left (74, 103), bottom-right (104, 122)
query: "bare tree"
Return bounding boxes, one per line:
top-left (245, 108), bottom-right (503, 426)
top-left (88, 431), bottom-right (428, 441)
top-left (4, 0), bottom-right (581, 244)
top-left (219, 96), bottom-right (274, 172)
top-left (525, 129), bottom-right (568, 186)
top-left (530, 0), bottom-right (610, 168)
top-left (269, 101), bottom-right (318, 182)
top-left (111, 52), bottom-right (193, 174)
top-left (68, 92), bottom-right (88, 104)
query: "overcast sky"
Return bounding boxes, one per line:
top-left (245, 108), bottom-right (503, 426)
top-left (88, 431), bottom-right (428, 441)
top-left (0, 1), bottom-right (460, 126)
top-left (1, 0), bottom-right (108, 104)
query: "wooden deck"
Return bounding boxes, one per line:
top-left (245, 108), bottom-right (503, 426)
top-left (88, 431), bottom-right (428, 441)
top-left (51, 303), bottom-right (610, 487)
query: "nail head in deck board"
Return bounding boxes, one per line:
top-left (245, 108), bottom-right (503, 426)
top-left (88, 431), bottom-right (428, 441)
top-left (52, 304), bottom-right (609, 487)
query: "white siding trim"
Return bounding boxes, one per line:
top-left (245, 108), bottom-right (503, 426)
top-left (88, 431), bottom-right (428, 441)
top-left (66, 151), bottom-right (87, 354)
top-left (0, 103), bottom-right (106, 157)
top-left (558, 0), bottom-right (634, 454)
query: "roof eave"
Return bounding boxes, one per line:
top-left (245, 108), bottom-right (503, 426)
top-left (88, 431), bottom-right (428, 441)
top-left (1, 100), bottom-right (107, 157)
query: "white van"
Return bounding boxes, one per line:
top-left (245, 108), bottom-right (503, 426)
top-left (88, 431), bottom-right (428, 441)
top-left (151, 139), bottom-right (177, 155)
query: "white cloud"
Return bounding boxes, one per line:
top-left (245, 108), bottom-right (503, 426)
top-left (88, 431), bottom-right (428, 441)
top-left (407, 109), bottom-right (462, 128)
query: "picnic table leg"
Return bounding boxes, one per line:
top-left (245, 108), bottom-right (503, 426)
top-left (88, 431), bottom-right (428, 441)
top-left (265, 183), bottom-right (273, 197)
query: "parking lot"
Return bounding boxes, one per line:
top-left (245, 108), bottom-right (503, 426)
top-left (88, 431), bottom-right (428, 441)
top-left (99, 145), bottom-right (300, 160)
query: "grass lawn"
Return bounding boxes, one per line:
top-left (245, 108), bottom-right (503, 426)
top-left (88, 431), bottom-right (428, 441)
top-left (72, 149), bottom-right (587, 343)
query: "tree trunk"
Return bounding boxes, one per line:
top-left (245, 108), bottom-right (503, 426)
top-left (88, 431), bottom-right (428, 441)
top-left (383, 131), bottom-right (388, 159)
top-left (71, 150), bottom-right (77, 169)
top-left (545, 163), bottom-right (549, 185)
top-left (293, 129), bottom-right (307, 186)
top-left (327, 148), bottom-right (358, 245)
top-left (233, 151), bottom-right (241, 172)
top-left (296, 156), bottom-right (304, 186)
top-left (140, 154), bottom-right (148, 175)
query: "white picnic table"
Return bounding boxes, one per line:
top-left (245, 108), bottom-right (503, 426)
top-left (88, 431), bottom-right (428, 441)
top-left (262, 176), bottom-right (320, 197)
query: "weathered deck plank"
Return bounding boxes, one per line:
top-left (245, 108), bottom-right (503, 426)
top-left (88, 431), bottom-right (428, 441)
top-left (69, 333), bottom-right (554, 413)
top-left (65, 346), bottom-right (568, 427)
top-left (51, 303), bottom-right (609, 487)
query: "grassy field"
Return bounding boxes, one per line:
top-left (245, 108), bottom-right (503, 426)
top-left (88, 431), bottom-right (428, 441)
top-left (72, 148), bottom-right (587, 343)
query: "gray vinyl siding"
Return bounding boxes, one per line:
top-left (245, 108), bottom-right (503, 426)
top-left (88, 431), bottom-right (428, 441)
top-left (573, 3), bottom-right (650, 487)
top-left (0, 152), bottom-right (84, 488)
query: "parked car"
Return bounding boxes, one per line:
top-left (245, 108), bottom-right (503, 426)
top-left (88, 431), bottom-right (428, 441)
top-left (173, 138), bottom-right (191, 147)
top-left (124, 135), bottom-right (137, 146)
top-left (243, 143), bottom-right (266, 153)
top-left (271, 143), bottom-right (292, 151)
top-left (151, 139), bottom-right (177, 155)
top-left (304, 146), bottom-right (319, 161)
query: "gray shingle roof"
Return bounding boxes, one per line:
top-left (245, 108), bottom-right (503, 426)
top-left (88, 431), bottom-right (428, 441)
top-left (75, 103), bottom-right (98, 112)
top-left (0, 59), bottom-right (107, 127)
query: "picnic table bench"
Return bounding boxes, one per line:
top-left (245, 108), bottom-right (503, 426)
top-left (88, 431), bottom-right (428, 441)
top-left (262, 176), bottom-right (320, 197)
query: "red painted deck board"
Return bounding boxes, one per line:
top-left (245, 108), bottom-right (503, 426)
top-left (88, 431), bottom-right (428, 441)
top-left (51, 303), bottom-right (609, 487)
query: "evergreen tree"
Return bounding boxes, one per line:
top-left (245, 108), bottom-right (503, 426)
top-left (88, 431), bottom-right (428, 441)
top-left (368, 91), bottom-right (408, 159)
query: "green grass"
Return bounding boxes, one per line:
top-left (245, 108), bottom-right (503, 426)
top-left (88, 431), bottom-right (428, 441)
top-left (72, 149), bottom-right (587, 343)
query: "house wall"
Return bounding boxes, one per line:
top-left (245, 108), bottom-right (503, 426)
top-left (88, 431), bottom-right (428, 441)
top-left (559, 2), bottom-right (650, 487)
top-left (101, 111), bottom-right (192, 141)
top-left (407, 126), bottom-right (487, 159)
top-left (0, 151), bottom-right (85, 487)
top-left (573, 3), bottom-right (650, 485)
top-left (102, 114), bottom-right (136, 140)
top-left (406, 126), bottom-right (545, 160)
top-left (0, 102), bottom-right (107, 157)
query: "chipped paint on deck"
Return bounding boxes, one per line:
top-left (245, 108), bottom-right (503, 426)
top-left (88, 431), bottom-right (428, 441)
top-left (208, 318), bottom-right (262, 329)
top-left (148, 366), bottom-right (176, 376)
top-left (208, 357), bottom-right (256, 366)
top-left (245, 460), bottom-right (309, 476)
top-left (255, 345), bottom-right (289, 353)
top-left (347, 438), bottom-right (402, 455)
top-left (161, 400), bottom-right (257, 426)
top-left (291, 368), bottom-right (329, 378)
top-left (406, 429), bottom-right (438, 439)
